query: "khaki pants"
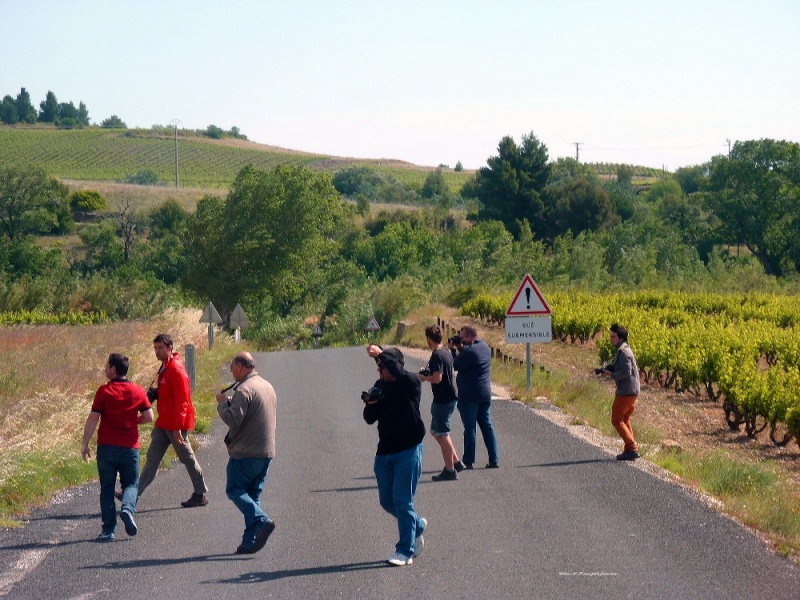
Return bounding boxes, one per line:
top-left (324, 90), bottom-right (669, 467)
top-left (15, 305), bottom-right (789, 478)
top-left (138, 426), bottom-right (207, 497)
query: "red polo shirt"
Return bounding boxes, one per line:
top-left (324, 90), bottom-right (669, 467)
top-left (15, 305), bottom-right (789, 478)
top-left (91, 378), bottom-right (151, 448)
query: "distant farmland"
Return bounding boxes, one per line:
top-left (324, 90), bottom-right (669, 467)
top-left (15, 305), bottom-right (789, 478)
top-left (0, 126), bottom-right (474, 191)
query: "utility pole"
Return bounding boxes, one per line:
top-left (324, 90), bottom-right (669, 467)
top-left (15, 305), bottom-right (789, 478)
top-left (170, 118), bottom-right (182, 187)
top-left (726, 138), bottom-right (731, 157)
top-left (573, 142), bottom-right (583, 162)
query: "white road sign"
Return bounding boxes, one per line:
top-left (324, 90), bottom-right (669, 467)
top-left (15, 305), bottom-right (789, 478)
top-left (505, 316), bottom-right (552, 344)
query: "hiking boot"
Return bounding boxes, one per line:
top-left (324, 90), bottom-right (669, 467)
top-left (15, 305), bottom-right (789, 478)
top-left (386, 551), bottom-right (413, 566)
top-left (180, 493), bottom-right (208, 508)
top-left (454, 460), bottom-right (467, 472)
top-left (485, 462), bottom-right (500, 469)
top-left (250, 519), bottom-right (275, 553)
top-left (616, 450), bottom-right (640, 461)
top-left (432, 468), bottom-right (457, 481)
top-left (120, 510), bottom-right (138, 536)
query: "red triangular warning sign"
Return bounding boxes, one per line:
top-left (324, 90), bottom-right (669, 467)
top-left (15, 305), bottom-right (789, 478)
top-left (506, 275), bottom-right (551, 316)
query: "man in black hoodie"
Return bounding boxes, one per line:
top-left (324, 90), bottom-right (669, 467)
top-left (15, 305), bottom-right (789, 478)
top-left (364, 344), bottom-right (427, 566)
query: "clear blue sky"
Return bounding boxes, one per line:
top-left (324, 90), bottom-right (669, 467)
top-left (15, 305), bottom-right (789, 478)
top-left (2, 0), bottom-right (798, 171)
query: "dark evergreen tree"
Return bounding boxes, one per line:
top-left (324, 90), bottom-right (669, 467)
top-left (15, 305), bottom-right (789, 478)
top-left (473, 132), bottom-right (551, 238)
top-left (38, 91), bottom-right (59, 123)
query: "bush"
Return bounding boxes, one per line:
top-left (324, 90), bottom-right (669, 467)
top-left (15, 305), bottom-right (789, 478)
top-left (69, 190), bottom-right (106, 212)
top-left (121, 170), bottom-right (162, 186)
top-left (100, 115), bottom-right (127, 128)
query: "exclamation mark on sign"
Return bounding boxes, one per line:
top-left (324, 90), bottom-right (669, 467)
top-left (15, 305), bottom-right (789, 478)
top-left (525, 287), bottom-right (531, 309)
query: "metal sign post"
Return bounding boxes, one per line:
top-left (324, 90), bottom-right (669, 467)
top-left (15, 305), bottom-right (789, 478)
top-left (505, 275), bottom-right (553, 393)
top-left (229, 303), bottom-right (250, 344)
top-left (312, 324), bottom-right (323, 348)
top-left (365, 315), bottom-right (380, 343)
top-left (199, 301), bottom-right (223, 349)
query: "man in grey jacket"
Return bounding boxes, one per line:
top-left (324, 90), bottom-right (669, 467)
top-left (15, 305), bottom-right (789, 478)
top-left (216, 352), bottom-right (277, 554)
top-left (598, 324), bottom-right (641, 461)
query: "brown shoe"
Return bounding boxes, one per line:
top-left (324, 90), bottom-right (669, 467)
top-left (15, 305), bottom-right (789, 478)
top-left (180, 493), bottom-right (208, 508)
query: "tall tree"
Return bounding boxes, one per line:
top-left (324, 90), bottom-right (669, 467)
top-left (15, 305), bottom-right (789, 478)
top-left (184, 165), bottom-right (343, 318)
top-left (0, 95), bottom-right (19, 124)
top-left (703, 139), bottom-right (800, 276)
top-left (78, 101), bottom-right (89, 126)
top-left (15, 87), bottom-right (37, 123)
top-left (38, 91), bottom-right (59, 123)
top-left (0, 166), bottom-right (66, 241)
top-left (473, 132), bottom-right (551, 238)
top-left (548, 178), bottom-right (617, 239)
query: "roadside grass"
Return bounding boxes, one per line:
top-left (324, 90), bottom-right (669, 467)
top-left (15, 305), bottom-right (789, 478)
top-left (396, 307), bottom-right (800, 563)
top-left (0, 310), bottom-right (225, 527)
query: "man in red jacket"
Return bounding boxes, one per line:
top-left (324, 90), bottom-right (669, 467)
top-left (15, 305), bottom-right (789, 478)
top-left (136, 333), bottom-right (209, 507)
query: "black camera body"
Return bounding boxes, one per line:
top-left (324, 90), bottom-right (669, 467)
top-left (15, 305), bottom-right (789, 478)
top-left (361, 386), bottom-right (384, 403)
top-left (448, 335), bottom-right (461, 345)
top-left (146, 386), bottom-right (158, 402)
top-left (594, 368), bottom-right (605, 375)
top-left (419, 367), bottom-right (431, 377)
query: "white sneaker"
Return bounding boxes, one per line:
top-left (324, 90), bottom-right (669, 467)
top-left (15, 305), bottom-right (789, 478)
top-left (386, 551), bottom-right (413, 566)
top-left (413, 517), bottom-right (427, 557)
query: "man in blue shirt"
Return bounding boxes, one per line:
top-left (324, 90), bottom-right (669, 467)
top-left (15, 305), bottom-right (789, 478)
top-left (451, 326), bottom-right (500, 469)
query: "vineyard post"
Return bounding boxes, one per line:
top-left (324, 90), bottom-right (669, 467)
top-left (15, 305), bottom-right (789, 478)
top-left (170, 118), bottom-right (181, 187)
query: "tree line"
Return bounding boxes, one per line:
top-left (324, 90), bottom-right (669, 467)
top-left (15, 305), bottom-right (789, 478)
top-left (1, 132), bottom-right (798, 347)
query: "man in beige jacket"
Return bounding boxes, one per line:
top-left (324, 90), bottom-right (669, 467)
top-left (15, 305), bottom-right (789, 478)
top-left (216, 352), bottom-right (277, 554)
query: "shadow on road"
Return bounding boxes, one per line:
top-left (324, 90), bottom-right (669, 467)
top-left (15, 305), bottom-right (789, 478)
top-left (518, 459), bottom-right (609, 468)
top-left (207, 560), bottom-right (388, 583)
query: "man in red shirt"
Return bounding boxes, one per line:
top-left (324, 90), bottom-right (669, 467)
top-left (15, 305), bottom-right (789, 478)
top-left (137, 333), bottom-right (209, 507)
top-left (82, 353), bottom-right (153, 541)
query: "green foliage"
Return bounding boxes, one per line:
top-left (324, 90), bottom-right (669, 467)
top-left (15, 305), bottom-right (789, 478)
top-left (421, 168), bottom-right (447, 199)
top-left (0, 95), bottom-right (19, 124)
top-left (547, 178), bottom-right (617, 240)
top-left (100, 115), bottom-right (127, 128)
top-left (454, 161), bottom-right (463, 172)
top-left (121, 169), bottom-right (162, 185)
top-left (703, 139), bottom-right (800, 277)
top-left (205, 124), bottom-right (224, 139)
top-left (474, 132), bottom-right (551, 238)
top-left (15, 88), bottom-right (37, 124)
top-left (0, 166), bottom-right (71, 242)
top-left (616, 163), bottom-right (634, 185)
top-left (69, 189), bottom-right (106, 212)
top-left (38, 91), bottom-right (59, 123)
top-left (184, 165), bottom-right (343, 319)
top-left (0, 309), bottom-right (108, 325)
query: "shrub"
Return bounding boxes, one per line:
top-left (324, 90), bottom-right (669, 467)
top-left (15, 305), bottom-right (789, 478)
top-left (69, 190), bottom-right (106, 213)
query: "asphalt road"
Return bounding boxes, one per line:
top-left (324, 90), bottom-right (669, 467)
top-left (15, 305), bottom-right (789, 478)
top-left (1, 346), bottom-right (799, 599)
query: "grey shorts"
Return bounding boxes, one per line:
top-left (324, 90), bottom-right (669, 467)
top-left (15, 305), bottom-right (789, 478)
top-left (430, 400), bottom-right (458, 436)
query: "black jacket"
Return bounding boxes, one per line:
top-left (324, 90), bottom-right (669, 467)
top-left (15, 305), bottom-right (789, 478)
top-left (363, 350), bottom-right (425, 455)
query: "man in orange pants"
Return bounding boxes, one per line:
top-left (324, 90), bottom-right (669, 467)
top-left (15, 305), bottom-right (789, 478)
top-left (598, 324), bottom-right (641, 461)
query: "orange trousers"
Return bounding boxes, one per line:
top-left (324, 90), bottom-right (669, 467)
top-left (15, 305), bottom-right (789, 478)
top-left (611, 395), bottom-right (638, 452)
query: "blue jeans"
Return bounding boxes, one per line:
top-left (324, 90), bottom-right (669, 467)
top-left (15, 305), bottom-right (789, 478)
top-left (96, 444), bottom-right (139, 535)
top-left (226, 457), bottom-right (272, 547)
top-left (373, 443), bottom-right (425, 558)
top-left (458, 400), bottom-right (499, 466)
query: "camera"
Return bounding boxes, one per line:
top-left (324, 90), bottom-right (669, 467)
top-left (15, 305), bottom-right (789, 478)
top-left (419, 367), bottom-right (431, 377)
top-left (361, 386), bottom-right (384, 403)
top-left (448, 335), bottom-right (461, 346)
top-left (594, 368), bottom-right (604, 375)
top-left (147, 386), bottom-right (158, 402)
